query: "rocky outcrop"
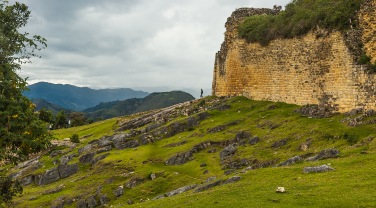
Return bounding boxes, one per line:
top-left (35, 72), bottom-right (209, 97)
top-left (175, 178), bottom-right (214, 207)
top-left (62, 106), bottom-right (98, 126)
top-left (277, 156), bottom-right (303, 167)
top-left (306, 149), bottom-right (340, 161)
top-left (303, 165), bottom-right (335, 173)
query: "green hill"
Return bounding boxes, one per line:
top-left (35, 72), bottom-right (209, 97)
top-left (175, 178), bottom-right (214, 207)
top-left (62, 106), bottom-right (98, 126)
top-left (23, 82), bottom-right (149, 111)
top-left (4, 96), bottom-right (376, 207)
top-left (83, 91), bottom-right (195, 120)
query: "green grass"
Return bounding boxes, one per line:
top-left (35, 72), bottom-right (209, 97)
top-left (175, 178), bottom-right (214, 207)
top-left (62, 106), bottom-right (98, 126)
top-left (7, 96), bottom-right (376, 207)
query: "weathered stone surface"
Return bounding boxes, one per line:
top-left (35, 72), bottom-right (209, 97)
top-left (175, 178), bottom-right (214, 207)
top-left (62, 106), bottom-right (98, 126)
top-left (306, 149), bottom-right (340, 161)
top-left (249, 136), bottom-right (260, 145)
top-left (194, 180), bottom-right (223, 192)
top-left (92, 153), bottom-right (110, 164)
top-left (113, 139), bottom-right (140, 150)
top-left (76, 199), bottom-right (87, 208)
top-left (125, 177), bottom-right (144, 189)
top-left (212, 4), bottom-right (376, 113)
top-left (165, 151), bottom-right (193, 165)
top-left (271, 138), bottom-right (288, 149)
top-left (220, 145), bottom-right (236, 161)
top-left (43, 184), bottom-right (65, 195)
top-left (224, 176), bottom-right (241, 184)
top-left (303, 164), bottom-right (335, 173)
top-left (276, 187), bottom-right (286, 193)
top-left (58, 163), bottom-right (78, 179)
top-left (207, 125), bottom-right (226, 133)
top-left (78, 144), bottom-right (92, 155)
top-left (99, 195), bottom-right (109, 206)
top-left (96, 146), bottom-right (112, 154)
top-left (39, 168), bottom-right (60, 185)
top-left (277, 156), bottom-right (303, 167)
top-left (50, 197), bottom-right (65, 208)
top-left (114, 185), bottom-right (124, 197)
top-left (60, 154), bottom-right (76, 165)
top-left (79, 152), bottom-right (95, 164)
top-left (154, 184), bottom-right (197, 200)
top-left (235, 131), bottom-right (251, 146)
top-left (20, 175), bottom-right (34, 186)
top-left (50, 150), bottom-right (63, 158)
top-left (87, 196), bottom-right (97, 208)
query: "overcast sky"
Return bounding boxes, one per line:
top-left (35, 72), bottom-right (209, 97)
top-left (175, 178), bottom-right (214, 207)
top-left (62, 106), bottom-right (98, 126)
top-left (12, 0), bottom-right (290, 93)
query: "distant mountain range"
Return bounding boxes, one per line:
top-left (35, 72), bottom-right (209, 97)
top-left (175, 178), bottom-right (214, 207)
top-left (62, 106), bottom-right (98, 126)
top-left (23, 82), bottom-right (149, 111)
top-left (84, 91), bottom-right (195, 120)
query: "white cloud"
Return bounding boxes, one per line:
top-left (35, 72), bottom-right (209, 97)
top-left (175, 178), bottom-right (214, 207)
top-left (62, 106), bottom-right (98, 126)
top-left (11, 0), bottom-right (291, 91)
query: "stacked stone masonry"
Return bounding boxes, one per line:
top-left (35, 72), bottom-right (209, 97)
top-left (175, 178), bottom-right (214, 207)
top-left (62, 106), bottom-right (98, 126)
top-left (212, 1), bottom-right (376, 113)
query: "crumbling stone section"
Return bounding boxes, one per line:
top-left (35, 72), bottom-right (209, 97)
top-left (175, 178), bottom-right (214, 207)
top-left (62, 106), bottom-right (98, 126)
top-left (212, 1), bottom-right (376, 113)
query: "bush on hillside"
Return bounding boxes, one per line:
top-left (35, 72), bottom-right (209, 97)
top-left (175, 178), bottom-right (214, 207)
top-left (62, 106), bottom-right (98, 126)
top-left (238, 0), bottom-right (364, 45)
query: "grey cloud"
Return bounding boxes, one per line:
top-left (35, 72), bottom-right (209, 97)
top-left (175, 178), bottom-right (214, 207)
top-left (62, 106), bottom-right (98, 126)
top-left (12, 0), bottom-right (291, 91)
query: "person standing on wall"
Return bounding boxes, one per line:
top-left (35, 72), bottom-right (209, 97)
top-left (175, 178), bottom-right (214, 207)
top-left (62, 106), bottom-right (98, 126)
top-left (200, 89), bottom-right (203, 98)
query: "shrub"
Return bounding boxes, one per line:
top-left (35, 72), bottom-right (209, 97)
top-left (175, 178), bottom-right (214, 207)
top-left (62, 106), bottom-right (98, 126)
top-left (238, 0), bottom-right (364, 45)
top-left (70, 134), bottom-right (80, 143)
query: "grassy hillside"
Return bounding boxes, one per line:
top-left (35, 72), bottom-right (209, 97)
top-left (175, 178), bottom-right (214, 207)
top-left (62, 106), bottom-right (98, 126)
top-left (5, 96), bottom-right (376, 207)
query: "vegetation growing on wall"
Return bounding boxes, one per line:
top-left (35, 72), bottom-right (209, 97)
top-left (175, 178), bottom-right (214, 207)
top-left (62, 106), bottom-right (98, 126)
top-left (238, 0), bottom-right (364, 46)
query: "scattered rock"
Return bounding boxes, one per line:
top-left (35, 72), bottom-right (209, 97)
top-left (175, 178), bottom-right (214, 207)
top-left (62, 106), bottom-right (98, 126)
top-left (271, 138), bottom-right (288, 149)
top-left (150, 173), bottom-right (156, 180)
top-left (224, 169), bottom-right (236, 175)
top-left (163, 141), bottom-right (187, 148)
top-left (220, 145), bottom-right (236, 161)
top-left (200, 163), bottom-right (207, 167)
top-left (207, 148), bottom-right (217, 153)
top-left (306, 149), bottom-right (340, 161)
top-left (154, 184), bottom-right (197, 200)
top-left (50, 150), bottom-right (63, 158)
top-left (20, 175), bottom-right (34, 186)
top-left (125, 177), bottom-right (144, 189)
top-left (60, 154), bottom-right (76, 165)
top-left (114, 185), bottom-right (124, 197)
top-left (87, 195), bottom-right (97, 208)
top-left (50, 197), bottom-right (65, 208)
top-left (205, 176), bottom-right (217, 183)
top-left (303, 164), bottom-right (335, 173)
top-left (43, 184), bottom-right (65, 195)
top-left (295, 104), bottom-right (335, 118)
top-left (195, 180), bottom-right (223, 192)
top-left (207, 125), bottom-right (226, 133)
top-left (224, 176), bottom-right (241, 184)
top-left (277, 156), bottom-right (303, 167)
top-left (58, 163), bottom-right (79, 179)
top-left (79, 152), bottom-right (95, 164)
top-left (92, 153), bottom-right (110, 164)
top-left (127, 199), bottom-right (134, 205)
top-left (76, 199), bottom-right (87, 208)
top-left (78, 144), bottom-right (92, 155)
top-left (96, 146), bottom-right (112, 154)
top-left (276, 187), bottom-right (286, 193)
top-left (165, 151), bottom-right (193, 165)
top-left (235, 131), bottom-right (251, 145)
top-left (203, 170), bottom-right (209, 174)
top-left (38, 168), bottom-right (60, 185)
top-left (99, 195), bottom-right (109, 206)
top-left (249, 136), bottom-right (260, 145)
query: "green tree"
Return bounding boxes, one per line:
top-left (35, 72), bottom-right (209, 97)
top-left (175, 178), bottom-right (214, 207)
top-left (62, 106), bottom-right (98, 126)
top-left (38, 107), bottom-right (53, 123)
top-left (55, 110), bottom-right (68, 129)
top-left (0, 0), bottom-right (50, 204)
top-left (69, 112), bottom-right (87, 127)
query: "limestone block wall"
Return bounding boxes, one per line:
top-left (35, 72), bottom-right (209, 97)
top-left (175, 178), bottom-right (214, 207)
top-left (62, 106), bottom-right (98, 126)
top-left (212, 1), bottom-right (376, 113)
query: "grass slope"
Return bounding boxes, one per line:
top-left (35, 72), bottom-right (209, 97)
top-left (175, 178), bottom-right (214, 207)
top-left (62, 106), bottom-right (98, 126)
top-left (7, 96), bottom-right (376, 207)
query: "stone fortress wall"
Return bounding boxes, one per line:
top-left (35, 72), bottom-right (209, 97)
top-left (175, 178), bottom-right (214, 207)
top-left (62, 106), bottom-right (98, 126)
top-left (212, 0), bottom-right (376, 112)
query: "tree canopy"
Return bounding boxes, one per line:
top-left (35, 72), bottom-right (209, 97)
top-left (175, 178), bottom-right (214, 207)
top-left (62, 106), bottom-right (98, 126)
top-left (0, 0), bottom-right (50, 164)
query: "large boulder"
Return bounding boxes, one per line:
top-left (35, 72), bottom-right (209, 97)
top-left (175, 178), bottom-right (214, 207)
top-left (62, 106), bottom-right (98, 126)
top-left (277, 156), bottom-right (303, 167)
top-left (79, 152), bottom-right (95, 164)
top-left (306, 149), bottom-right (340, 161)
top-left (303, 165), bottom-right (335, 173)
top-left (220, 145), bottom-right (236, 161)
top-left (165, 151), bottom-right (193, 165)
top-left (58, 163), bottom-right (79, 179)
top-left (38, 168), bottom-right (60, 185)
